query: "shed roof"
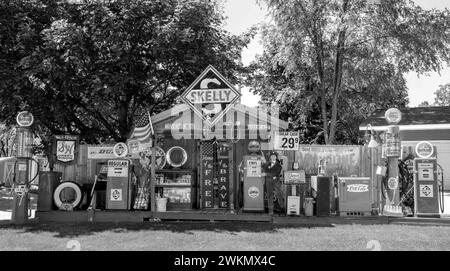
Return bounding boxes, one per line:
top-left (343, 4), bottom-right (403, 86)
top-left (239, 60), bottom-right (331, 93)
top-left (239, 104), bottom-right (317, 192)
top-left (359, 106), bottom-right (450, 131)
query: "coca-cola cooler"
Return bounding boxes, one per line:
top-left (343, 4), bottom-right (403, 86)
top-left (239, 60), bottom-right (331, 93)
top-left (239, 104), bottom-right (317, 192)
top-left (337, 177), bottom-right (372, 215)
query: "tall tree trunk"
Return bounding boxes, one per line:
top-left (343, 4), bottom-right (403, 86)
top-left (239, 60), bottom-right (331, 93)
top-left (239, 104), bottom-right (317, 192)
top-left (328, 0), bottom-right (349, 144)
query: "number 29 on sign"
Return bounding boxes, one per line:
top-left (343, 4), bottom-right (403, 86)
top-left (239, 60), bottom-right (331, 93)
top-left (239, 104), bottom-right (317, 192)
top-left (274, 131), bottom-right (300, 150)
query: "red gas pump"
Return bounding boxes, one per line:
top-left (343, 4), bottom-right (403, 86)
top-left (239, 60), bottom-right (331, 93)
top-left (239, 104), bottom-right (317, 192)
top-left (413, 141), bottom-right (445, 217)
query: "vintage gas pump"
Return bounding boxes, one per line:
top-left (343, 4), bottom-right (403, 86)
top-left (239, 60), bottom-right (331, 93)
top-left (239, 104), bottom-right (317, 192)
top-left (241, 141), bottom-right (266, 212)
top-left (12, 111), bottom-right (38, 223)
top-left (413, 141), bottom-right (442, 217)
top-left (106, 143), bottom-right (134, 210)
top-left (382, 108), bottom-right (403, 216)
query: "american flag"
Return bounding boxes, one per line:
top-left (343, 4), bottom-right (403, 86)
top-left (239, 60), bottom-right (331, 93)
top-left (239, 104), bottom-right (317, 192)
top-left (129, 111), bottom-right (154, 143)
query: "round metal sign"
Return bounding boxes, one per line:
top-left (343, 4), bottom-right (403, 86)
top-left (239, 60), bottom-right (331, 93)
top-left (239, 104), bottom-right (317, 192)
top-left (415, 141), bottom-right (434, 158)
top-left (384, 108), bottom-right (402, 125)
top-left (388, 177), bottom-right (399, 190)
top-left (113, 142), bottom-right (129, 158)
top-left (16, 111), bottom-right (34, 127)
top-left (166, 146), bottom-right (188, 168)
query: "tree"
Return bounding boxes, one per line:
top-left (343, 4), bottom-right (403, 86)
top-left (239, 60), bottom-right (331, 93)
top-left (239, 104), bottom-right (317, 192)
top-left (0, 0), bottom-right (254, 145)
top-left (250, 0), bottom-right (450, 144)
top-left (418, 101), bottom-right (431, 107)
top-left (434, 83), bottom-right (450, 106)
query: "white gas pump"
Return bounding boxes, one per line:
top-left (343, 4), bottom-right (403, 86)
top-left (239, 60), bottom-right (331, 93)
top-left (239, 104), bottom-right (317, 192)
top-left (413, 141), bottom-right (444, 217)
top-left (106, 143), bottom-right (134, 210)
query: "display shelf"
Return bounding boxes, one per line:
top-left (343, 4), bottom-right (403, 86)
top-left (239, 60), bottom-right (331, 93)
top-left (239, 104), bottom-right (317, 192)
top-left (155, 169), bottom-right (196, 210)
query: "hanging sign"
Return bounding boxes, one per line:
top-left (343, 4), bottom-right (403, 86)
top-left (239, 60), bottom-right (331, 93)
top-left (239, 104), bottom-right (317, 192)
top-left (55, 135), bottom-right (78, 163)
top-left (274, 131), bottom-right (300, 150)
top-left (181, 65), bottom-right (241, 126)
top-left (16, 111), bottom-right (34, 127)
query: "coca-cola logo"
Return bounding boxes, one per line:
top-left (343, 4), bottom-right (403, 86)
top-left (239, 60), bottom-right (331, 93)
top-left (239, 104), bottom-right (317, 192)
top-left (248, 186), bottom-right (260, 198)
top-left (347, 184), bottom-right (369, 193)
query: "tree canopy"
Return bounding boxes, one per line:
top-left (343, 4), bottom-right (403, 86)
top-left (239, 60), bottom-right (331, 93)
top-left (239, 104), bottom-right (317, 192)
top-left (0, 0), bottom-right (254, 147)
top-left (248, 0), bottom-right (450, 144)
top-left (434, 83), bottom-right (450, 106)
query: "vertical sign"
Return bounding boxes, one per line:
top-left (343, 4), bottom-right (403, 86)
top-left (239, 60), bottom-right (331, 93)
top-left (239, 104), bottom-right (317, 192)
top-left (217, 144), bottom-right (230, 209)
top-left (201, 141), bottom-right (214, 209)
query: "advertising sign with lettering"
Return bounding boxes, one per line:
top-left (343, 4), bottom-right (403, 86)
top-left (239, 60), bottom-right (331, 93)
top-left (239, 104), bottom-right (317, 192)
top-left (297, 145), bottom-right (360, 176)
top-left (107, 160), bottom-right (129, 178)
top-left (181, 65), bottom-right (241, 126)
top-left (55, 135), bottom-right (78, 164)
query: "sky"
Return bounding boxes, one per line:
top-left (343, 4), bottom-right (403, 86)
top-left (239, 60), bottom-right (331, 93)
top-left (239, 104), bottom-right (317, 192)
top-left (223, 0), bottom-right (450, 108)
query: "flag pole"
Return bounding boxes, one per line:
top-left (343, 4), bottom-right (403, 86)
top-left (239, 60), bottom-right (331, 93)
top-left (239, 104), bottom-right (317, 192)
top-left (149, 111), bottom-right (156, 212)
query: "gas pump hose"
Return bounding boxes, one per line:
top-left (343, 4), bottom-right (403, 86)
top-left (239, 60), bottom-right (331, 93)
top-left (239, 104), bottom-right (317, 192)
top-left (438, 164), bottom-right (445, 213)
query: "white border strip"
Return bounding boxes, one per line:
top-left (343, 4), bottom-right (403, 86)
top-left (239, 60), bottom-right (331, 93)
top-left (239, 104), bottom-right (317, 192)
top-left (359, 123), bottom-right (450, 131)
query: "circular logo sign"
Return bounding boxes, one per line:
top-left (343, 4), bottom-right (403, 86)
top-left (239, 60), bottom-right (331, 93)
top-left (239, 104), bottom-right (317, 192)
top-left (248, 186), bottom-right (260, 199)
top-left (388, 177), bottom-right (399, 190)
top-left (113, 142), bottom-right (129, 158)
top-left (16, 111), bottom-right (34, 127)
top-left (415, 141), bottom-right (434, 158)
top-left (384, 108), bottom-right (402, 125)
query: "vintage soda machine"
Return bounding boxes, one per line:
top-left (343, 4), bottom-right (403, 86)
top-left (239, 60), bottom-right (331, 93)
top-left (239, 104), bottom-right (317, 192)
top-left (337, 177), bottom-right (372, 216)
top-left (106, 143), bottom-right (134, 210)
top-left (413, 141), bottom-right (444, 217)
top-left (241, 141), bottom-right (265, 212)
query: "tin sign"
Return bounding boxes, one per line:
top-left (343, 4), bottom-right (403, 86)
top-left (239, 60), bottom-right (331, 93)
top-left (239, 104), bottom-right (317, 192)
top-left (384, 108), bottom-right (402, 125)
top-left (56, 140), bottom-right (75, 163)
top-left (274, 131), bottom-right (300, 150)
top-left (110, 189), bottom-right (123, 201)
top-left (113, 142), bottom-right (128, 158)
top-left (16, 111), bottom-right (34, 127)
top-left (180, 65), bottom-right (241, 126)
top-left (415, 141), bottom-right (434, 159)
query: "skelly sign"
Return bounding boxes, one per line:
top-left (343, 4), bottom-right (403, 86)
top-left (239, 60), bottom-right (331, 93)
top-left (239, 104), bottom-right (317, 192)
top-left (181, 65), bottom-right (241, 126)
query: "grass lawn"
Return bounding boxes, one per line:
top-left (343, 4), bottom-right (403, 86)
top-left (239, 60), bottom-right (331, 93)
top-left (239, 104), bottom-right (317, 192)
top-left (0, 222), bottom-right (450, 251)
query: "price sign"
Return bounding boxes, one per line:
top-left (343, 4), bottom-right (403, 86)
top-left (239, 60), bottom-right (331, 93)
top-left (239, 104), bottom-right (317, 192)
top-left (274, 131), bottom-right (300, 150)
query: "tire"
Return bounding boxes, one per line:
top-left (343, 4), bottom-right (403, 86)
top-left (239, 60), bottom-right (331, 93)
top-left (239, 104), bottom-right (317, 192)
top-left (53, 181), bottom-right (83, 209)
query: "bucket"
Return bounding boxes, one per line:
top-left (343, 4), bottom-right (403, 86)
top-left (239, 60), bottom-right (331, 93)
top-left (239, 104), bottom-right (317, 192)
top-left (156, 198), bottom-right (167, 212)
top-left (304, 197), bottom-right (314, 217)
